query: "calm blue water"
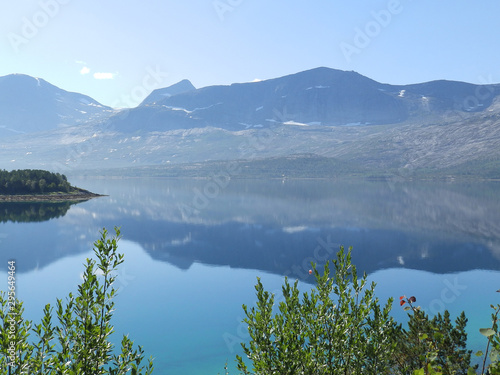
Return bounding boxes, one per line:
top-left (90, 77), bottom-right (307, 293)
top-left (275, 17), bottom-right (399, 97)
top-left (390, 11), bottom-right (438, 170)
top-left (0, 177), bottom-right (499, 374)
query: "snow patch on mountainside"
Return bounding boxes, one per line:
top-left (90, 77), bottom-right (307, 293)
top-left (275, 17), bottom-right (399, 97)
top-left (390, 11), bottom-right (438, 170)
top-left (284, 121), bottom-right (308, 126)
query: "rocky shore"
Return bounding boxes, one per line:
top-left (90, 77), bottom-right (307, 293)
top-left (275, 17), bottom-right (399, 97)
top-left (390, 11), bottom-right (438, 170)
top-left (0, 190), bottom-right (104, 202)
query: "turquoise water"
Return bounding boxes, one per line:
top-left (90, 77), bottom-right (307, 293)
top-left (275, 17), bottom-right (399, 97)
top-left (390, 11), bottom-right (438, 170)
top-left (0, 177), bottom-right (499, 373)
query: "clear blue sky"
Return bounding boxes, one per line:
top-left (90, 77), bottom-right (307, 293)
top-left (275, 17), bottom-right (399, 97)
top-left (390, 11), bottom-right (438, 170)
top-left (1, 0), bottom-right (499, 107)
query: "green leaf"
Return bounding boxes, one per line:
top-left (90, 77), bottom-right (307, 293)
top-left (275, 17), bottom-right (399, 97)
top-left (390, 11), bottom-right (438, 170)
top-left (480, 328), bottom-right (496, 337)
top-left (476, 350), bottom-right (484, 357)
top-left (490, 348), bottom-right (500, 362)
top-left (433, 332), bottom-right (444, 341)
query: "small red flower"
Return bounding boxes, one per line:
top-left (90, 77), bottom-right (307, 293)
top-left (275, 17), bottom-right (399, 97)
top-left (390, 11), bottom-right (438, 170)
top-left (308, 270), bottom-right (313, 275)
top-left (400, 300), bottom-right (406, 306)
top-left (399, 296), bottom-right (404, 300)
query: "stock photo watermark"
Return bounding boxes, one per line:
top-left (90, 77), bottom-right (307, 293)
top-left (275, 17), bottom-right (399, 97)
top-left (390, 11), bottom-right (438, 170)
top-left (6, 260), bottom-right (18, 367)
top-left (422, 277), bottom-right (468, 316)
top-left (222, 235), bottom-right (341, 353)
top-left (80, 265), bottom-right (136, 290)
top-left (283, 235), bottom-right (340, 279)
top-left (385, 72), bottom-right (498, 192)
top-left (8, 0), bottom-right (72, 53)
top-left (213, 0), bottom-right (244, 22)
top-left (443, 74), bottom-right (497, 117)
top-left (110, 65), bottom-right (170, 108)
top-left (178, 106), bottom-right (293, 220)
top-left (340, 0), bottom-right (408, 63)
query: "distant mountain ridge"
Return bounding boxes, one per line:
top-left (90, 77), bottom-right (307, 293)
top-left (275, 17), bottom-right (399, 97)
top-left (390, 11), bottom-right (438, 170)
top-left (2, 68), bottom-right (500, 135)
top-left (0, 74), bottom-right (111, 137)
top-left (140, 79), bottom-right (196, 106)
top-left (1, 68), bottom-right (500, 177)
top-left (102, 67), bottom-right (500, 133)
top-left (157, 67), bottom-right (407, 126)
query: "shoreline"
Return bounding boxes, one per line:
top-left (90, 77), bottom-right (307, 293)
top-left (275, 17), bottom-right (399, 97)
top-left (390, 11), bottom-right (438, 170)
top-left (0, 192), bottom-right (105, 203)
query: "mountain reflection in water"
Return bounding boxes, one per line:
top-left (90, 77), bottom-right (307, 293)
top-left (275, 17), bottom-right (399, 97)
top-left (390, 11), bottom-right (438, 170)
top-left (1, 178), bottom-right (499, 277)
top-left (55, 177), bottom-right (500, 279)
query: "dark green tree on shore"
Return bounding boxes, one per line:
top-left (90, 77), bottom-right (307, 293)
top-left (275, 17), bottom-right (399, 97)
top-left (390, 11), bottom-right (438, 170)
top-left (0, 169), bottom-right (72, 195)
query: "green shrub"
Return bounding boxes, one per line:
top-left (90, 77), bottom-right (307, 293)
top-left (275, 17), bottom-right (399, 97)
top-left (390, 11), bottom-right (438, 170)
top-left (476, 301), bottom-right (500, 375)
top-left (234, 245), bottom-right (500, 375)
top-left (394, 296), bottom-right (474, 375)
top-left (236, 245), bottom-right (398, 374)
top-left (0, 227), bottom-right (154, 374)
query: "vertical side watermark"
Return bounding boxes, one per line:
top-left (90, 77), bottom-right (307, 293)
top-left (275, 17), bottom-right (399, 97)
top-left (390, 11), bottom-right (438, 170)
top-left (6, 260), bottom-right (18, 368)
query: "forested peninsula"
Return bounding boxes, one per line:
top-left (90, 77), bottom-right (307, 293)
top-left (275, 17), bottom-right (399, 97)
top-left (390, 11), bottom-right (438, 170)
top-left (0, 169), bottom-right (101, 201)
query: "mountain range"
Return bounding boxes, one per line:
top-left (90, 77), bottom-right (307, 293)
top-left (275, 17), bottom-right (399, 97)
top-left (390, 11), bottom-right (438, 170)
top-left (105, 67), bottom-right (500, 133)
top-left (1, 67), bottom-right (499, 178)
top-left (0, 74), bottom-right (112, 137)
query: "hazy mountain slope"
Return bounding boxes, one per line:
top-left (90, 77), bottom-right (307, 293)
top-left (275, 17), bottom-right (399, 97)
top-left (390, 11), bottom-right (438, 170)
top-left (3, 108), bottom-right (499, 179)
top-left (109, 67), bottom-right (410, 132)
top-left (0, 74), bottom-right (112, 137)
top-left (156, 67), bottom-right (408, 127)
top-left (395, 80), bottom-right (499, 113)
top-left (105, 67), bottom-right (500, 133)
top-left (139, 79), bottom-right (196, 106)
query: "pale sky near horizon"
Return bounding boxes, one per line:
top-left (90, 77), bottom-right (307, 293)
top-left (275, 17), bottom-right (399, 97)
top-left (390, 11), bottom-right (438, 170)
top-left (1, 0), bottom-right (499, 107)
